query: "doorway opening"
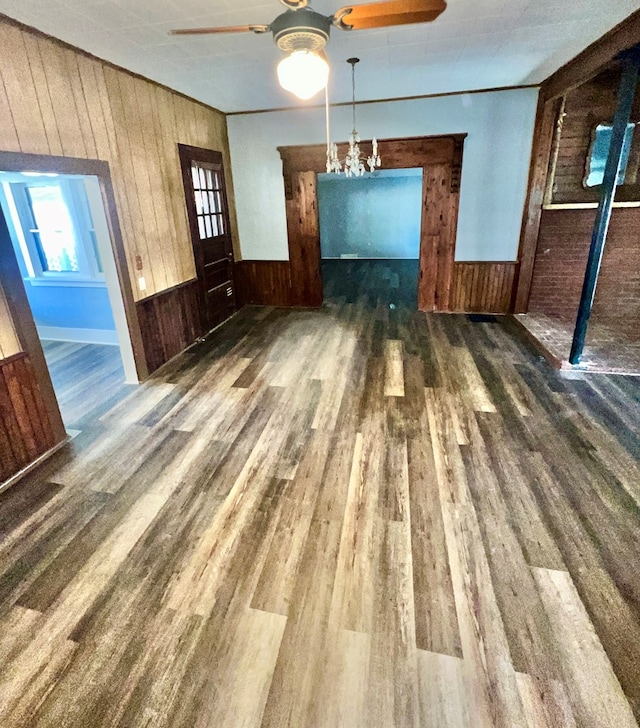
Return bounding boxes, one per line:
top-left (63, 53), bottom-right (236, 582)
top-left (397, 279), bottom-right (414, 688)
top-left (317, 168), bottom-right (423, 308)
top-left (0, 169), bottom-right (137, 431)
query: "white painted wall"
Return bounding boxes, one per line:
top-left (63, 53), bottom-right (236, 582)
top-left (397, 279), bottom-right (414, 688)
top-left (227, 87), bottom-right (539, 262)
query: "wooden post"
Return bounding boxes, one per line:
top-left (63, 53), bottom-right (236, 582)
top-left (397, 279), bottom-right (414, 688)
top-left (569, 49), bottom-right (640, 365)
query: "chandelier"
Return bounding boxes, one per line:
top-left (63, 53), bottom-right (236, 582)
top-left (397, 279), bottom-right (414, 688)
top-left (325, 57), bottom-right (381, 176)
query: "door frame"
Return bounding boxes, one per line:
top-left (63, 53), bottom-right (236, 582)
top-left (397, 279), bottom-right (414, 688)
top-left (0, 151), bottom-right (148, 451)
top-left (278, 134), bottom-right (465, 310)
top-left (177, 143), bottom-right (236, 331)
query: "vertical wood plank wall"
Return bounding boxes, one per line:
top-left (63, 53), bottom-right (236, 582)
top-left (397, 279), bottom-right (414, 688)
top-left (0, 353), bottom-right (56, 484)
top-left (0, 16), bottom-right (239, 303)
top-left (449, 262), bottom-right (518, 313)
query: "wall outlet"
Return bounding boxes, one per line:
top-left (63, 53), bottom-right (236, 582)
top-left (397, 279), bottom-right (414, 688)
top-left (138, 276), bottom-right (146, 292)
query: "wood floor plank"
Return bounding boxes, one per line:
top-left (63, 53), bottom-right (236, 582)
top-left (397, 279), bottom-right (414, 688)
top-left (417, 650), bottom-right (471, 728)
top-left (0, 261), bottom-right (639, 726)
top-left (384, 339), bottom-right (405, 397)
top-left (532, 567), bottom-right (638, 728)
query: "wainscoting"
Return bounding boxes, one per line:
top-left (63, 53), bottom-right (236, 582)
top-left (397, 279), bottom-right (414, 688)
top-left (449, 262), bottom-right (518, 313)
top-left (0, 352), bottom-right (56, 483)
top-left (236, 259), bottom-right (518, 314)
top-left (135, 280), bottom-right (204, 374)
top-left (235, 261), bottom-right (292, 307)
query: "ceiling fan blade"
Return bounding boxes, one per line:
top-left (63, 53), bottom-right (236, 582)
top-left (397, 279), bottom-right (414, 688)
top-left (333, 0), bottom-right (446, 30)
top-left (169, 24), bottom-right (269, 36)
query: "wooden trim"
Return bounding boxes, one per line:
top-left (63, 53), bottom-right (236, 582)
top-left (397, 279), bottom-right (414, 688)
top-left (278, 134), bottom-right (467, 169)
top-left (543, 96), bottom-right (566, 206)
top-left (0, 351), bottom-right (28, 367)
top-left (0, 435), bottom-right (70, 494)
top-left (542, 9), bottom-right (640, 101)
top-left (0, 209), bottom-right (66, 447)
top-left (279, 135), bottom-right (466, 311)
top-left (227, 85), bottom-right (540, 116)
top-left (543, 201), bottom-right (640, 209)
top-left (454, 260), bottom-right (517, 265)
top-left (136, 278), bottom-right (198, 303)
top-left (0, 151), bottom-right (110, 176)
top-left (0, 150), bottom-right (149, 467)
top-left (0, 152), bottom-right (146, 380)
top-left (513, 96), bottom-right (562, 313)
top-left (96, 162), bottom-right (149, 381)
top-left (0, 12), bottom-right (225, 116)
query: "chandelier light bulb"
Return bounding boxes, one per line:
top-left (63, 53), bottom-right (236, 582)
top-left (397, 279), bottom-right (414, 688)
top-left (277, 49), bottom-right (329, 100)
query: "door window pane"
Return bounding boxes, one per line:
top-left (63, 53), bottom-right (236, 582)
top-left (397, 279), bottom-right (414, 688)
top-left (198, 216), bottom-right (206, 239)
top-left (191, 166), bottom-right (200, 190)
top-left (204, 215), bottom-right (212, 238)
top-left (26, 185), bottom-right (79, 273)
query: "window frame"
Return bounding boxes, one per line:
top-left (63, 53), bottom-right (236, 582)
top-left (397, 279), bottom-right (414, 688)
top-left (7, 178), bottom-right (105, 286)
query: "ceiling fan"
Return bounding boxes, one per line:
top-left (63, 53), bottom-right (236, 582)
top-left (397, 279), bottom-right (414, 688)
top-left (169, 0), bottom-right (447, 100)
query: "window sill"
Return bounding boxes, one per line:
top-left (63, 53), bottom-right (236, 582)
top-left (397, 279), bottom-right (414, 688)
top-left (24, 277), bottom-right (107, 288)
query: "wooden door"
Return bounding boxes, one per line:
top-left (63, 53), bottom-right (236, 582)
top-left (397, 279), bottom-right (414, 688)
top-left (178, 144), bottom-right (236, 331)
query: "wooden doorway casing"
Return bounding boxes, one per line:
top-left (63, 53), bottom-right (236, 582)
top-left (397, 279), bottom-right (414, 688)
top-left (278, 134), bottom-right (465, 310)
top-left (0, 150), bottom-right (147, 486)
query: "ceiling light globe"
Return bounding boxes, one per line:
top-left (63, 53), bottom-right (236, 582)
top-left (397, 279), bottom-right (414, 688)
top-left (277, 50), bottom-right (329, 100)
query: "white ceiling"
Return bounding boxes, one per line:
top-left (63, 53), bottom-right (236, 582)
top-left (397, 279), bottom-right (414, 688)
top-left (2, 0), bottom-right (639, 112)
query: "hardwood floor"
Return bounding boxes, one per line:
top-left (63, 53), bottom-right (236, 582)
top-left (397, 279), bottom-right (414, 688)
top-left (41, 341), bottom-right (131, 430)
top-left (0, 296), bottom-right (639, 727)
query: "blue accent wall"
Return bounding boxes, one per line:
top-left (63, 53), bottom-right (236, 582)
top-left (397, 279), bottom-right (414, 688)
top-left (317, 169), bottom-right (423, 259)
top-left (24, 283), bottom-right (115, 331)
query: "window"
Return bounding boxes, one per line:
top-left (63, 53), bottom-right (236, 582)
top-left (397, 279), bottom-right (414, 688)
top-left (4, 177), bottom-right (103, 283)
top-left (26, 185), bottom-right (79, 273)
top-left (584, 122), bottom-right (637, 188)
top-left (191, 163), bottom-right (225, 240)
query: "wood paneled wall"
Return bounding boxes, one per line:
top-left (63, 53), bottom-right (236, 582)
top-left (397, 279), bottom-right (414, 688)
top-left (0, 15), bottom-right (239, 303)
top-left (235, 261), bottom-right (292, 307)
top-left (135, 280), bottom-right (204, 374)
top-left (0, 352), bottom-right (56, 483)
top-left (449, 262), bottom-right (518, 313)
top-left (0, 283), bottom-right (20, 360)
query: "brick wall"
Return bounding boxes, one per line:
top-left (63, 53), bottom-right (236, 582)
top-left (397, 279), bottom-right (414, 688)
top-left (528, 208), bottom-right (640, 341)
top-left (550, 67), bottom-right (640, 205)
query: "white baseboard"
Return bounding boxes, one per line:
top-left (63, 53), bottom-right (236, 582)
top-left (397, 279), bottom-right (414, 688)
top-left (38, 325), bottom-right (119, 346)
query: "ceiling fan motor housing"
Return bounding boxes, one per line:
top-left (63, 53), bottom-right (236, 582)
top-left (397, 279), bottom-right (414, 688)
top-left (271, 8), bottom-right (331, 52)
